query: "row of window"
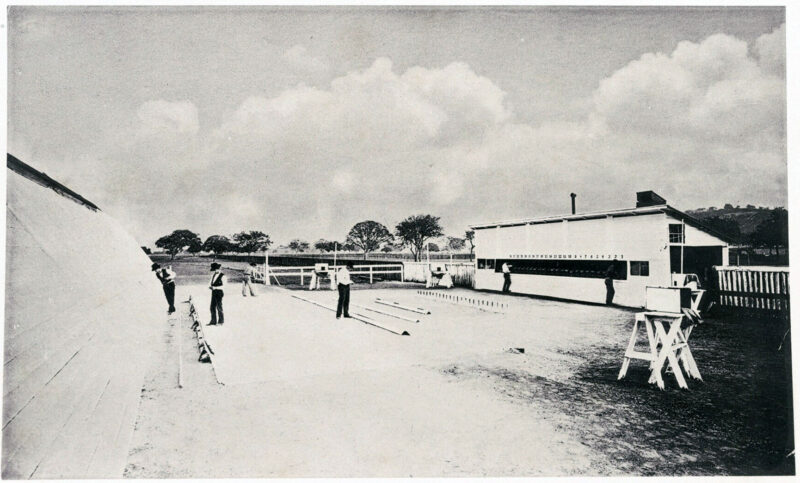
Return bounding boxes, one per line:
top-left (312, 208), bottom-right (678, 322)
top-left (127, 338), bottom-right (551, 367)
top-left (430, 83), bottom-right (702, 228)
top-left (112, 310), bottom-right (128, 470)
top-left (477, 259), bottom-right (650, 279)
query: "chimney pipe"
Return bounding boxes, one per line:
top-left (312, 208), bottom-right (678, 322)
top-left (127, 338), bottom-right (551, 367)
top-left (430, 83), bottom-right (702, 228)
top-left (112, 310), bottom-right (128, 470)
top-left (570, 193), bottom-right (577, 214)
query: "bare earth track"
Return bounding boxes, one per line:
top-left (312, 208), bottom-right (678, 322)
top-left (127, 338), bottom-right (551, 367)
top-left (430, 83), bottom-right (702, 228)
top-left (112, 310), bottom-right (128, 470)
top-left (124, 259), bottom-right (793, 477)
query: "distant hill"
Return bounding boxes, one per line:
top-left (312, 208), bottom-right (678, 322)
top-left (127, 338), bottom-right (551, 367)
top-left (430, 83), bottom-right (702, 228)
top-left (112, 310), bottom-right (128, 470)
top-left (686, 205), bottom-right (781, 238)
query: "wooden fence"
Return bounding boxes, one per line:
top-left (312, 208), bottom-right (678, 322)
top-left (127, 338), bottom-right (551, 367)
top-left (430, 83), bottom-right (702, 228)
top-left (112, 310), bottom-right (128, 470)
top-left (715, 265), bottom-right (790, 313)
top-left (403, 261), bottom-right (475, 288)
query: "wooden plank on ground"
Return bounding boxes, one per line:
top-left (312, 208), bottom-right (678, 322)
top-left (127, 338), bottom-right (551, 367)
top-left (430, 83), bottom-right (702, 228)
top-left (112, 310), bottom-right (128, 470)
top-left (291, 295), bottom-right (410, 336)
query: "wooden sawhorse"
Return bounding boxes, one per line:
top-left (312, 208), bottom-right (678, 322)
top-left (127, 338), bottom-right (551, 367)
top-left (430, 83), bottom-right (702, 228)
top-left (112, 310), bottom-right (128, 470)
top-left (618, 311), bottom-right (702, 390)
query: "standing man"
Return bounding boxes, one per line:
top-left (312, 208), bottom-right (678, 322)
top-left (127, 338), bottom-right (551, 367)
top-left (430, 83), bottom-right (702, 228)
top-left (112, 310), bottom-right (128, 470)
top-left (208, 262), bottom-right (225, 325)
top-left (604, 265), bottom-right (616, 305)
top-left (501, 261), bottom-right (512, 293)
top-left (336, 262), bottom-right (354, 319)
top-left (242, 262), bottom-right (258, 297)
top-left (152, 263), bottom-right (176, 314)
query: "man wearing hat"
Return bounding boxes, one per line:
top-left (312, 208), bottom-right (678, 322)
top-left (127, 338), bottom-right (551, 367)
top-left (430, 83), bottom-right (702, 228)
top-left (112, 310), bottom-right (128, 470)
top-left (208, 262), bottom-right (225, 325)
top-left (336, 261), bottom-right (354, 319)
top-left (152, 263), bottom-right (176, 314)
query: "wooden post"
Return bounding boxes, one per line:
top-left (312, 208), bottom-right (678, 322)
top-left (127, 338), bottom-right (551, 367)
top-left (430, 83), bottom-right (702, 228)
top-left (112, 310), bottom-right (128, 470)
top-left (369, 265), bottom-right (373, 284)
top-left (264, 250), bottom-right (271, 286)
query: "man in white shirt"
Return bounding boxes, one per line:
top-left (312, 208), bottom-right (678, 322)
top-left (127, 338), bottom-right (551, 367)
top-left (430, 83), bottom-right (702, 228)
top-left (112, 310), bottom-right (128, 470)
top-left (336, 262), bottom-right (354, 319)
top-left (502, 262), bottom-right (512, 293)
top-left (242, 262), bottom-right (257, 297)
top-left (152, 263), bottom-right (176, 314)
top-left (208, 262), bottom-right (225, 325)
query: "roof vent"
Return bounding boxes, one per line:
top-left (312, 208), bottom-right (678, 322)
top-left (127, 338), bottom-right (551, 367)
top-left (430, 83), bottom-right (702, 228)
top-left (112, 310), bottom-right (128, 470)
top-left (636, 191), bottom-right (667, 208)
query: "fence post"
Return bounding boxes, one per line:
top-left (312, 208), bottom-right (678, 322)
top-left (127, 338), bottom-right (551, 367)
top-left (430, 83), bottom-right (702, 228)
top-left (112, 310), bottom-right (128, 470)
top-left (370, 266), bottom-right (374, 284)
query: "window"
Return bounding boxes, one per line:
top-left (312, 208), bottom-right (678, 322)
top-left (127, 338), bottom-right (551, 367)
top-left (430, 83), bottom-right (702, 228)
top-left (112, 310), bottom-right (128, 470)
top-left (630, 261), bottom-right (650, 276)
top-left (486, 259), bottom-right (496, 270)
top-left (477, 259), bottom-right (486, 269)
top-left (669, 224), bottom-right (685, 243)
top-left (493, 259), bottom-right (627, 280)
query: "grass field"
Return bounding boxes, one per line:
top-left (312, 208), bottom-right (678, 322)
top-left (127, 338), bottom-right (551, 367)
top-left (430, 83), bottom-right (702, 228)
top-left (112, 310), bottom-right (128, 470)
top-left (126, 278), bottom-right (794, 477)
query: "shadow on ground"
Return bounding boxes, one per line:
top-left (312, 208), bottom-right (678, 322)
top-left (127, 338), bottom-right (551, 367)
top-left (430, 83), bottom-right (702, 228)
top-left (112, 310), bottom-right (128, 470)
top-left (443, 313), bottom-right (794, 476)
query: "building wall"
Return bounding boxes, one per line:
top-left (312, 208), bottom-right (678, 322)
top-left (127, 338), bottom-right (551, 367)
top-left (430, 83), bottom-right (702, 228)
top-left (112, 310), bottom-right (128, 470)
top-left (473, 212), bottom-right (726, 307)
top-left (4, 167), bottom-right (163, 478)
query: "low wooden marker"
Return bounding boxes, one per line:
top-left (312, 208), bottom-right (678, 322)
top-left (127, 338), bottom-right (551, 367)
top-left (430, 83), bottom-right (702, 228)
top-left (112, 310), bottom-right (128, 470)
top-left (416, 290), bottom-right (508, 312)
top-left (374, 298), bottom-right (430, 315)
top-left (291, 294), bottom-right (410, 336)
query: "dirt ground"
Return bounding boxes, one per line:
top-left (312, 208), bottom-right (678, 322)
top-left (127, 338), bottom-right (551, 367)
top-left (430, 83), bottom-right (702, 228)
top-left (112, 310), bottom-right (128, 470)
top-left (124, 271), bottom-right (794, 477)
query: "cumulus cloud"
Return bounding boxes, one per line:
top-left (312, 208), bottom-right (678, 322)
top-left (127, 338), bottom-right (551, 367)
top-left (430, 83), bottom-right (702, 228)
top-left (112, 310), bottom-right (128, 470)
top-left (592, 31), bottom-right (784, 145)
top-left (283, 44), bottom-right (329, 74)
top-left (89, 26), bottom-right (786, 246)
top-left (755, 23), bottom-right (785, 77)
top-left (136, 99), bottom-right (199, 136)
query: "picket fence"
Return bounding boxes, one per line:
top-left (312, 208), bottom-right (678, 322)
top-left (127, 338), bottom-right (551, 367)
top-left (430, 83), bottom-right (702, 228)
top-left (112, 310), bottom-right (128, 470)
top-left (715, 265), bottom-right (789, 313)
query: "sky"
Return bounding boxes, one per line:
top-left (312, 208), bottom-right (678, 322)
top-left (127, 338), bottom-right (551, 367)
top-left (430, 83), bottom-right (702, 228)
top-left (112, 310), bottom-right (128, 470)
top-left (7, 6), bottom-right (788, 247)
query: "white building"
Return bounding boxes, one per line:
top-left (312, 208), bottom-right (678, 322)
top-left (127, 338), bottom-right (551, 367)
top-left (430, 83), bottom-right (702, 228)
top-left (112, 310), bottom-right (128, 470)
top-left (469, 192), bottom-right (732, 308)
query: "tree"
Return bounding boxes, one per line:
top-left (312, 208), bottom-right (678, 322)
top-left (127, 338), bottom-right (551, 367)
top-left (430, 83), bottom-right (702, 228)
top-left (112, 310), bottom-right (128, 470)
top-left (288, 239), bottom-right (310, 252)
top-left (447, 236), bottom-right (466, 252)
top-left (314, 239), bottom-right (339, 252)
top-left (202, 235), bottom-right (233, 260)
top-left (155, 229), bottom-right (202, 260)
top-left (380, 245), bottom-right (393, 253)
top-left (465, 230), bottom-right (475, 254)
top-left (395, 214), bottom-right (444, 262)
top-left (346, 220), bottom-right (394, 259)
top-left (187, 239), bottom-right (203, 255)
top-left (427, 242), bottom-right (440, 252)
top-left (750, 208), bottom-right (789, 256)
top-left (232, 230), bottom-right (272, 256)
top-left (703, 216), bottom-right (741, 242)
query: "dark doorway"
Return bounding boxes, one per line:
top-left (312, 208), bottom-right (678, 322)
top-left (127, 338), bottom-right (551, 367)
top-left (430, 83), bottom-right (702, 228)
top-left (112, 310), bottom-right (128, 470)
top-left (670, 246), bottom-right (724, 287)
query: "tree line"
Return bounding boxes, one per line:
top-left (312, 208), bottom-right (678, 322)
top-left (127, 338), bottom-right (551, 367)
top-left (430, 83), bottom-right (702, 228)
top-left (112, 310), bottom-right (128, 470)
top-left (152, 215), bottom-right (478, 262)
top-left (692, 207), bottom-right (789, 255)
top-left (155, 230), bottom-right (271, 260)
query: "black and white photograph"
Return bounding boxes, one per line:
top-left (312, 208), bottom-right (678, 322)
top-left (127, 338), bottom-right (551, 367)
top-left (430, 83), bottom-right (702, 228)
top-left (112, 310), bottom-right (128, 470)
top-left (3, 3), bottom-right (796, 478)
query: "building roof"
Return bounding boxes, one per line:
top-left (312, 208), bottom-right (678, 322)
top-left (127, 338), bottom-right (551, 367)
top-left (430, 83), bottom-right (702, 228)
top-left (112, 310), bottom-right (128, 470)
top-left (469, 204), bottom-right (735, 244)
top-left (7, 153), bottom-right (100, 211)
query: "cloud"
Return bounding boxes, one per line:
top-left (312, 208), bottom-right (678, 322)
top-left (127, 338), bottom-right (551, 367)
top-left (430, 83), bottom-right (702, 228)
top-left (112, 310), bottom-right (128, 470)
top-left (755, 23), bottom-right (785, 77)
top-left (283, 44), bottom-right (329, 74)
top-left (592, 31), bottom-right (784, 145)
top-left (136, 99), bottom-right (199, 136)
top-left (83, 26), bottom-right (786, 246)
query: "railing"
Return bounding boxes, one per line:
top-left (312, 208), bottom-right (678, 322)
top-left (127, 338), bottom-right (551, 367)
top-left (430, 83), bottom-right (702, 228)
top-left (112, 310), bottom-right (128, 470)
top-left (715, 265), bottom-right (789, 312)
top-left (267, 252), bottom-right (475, 261)
top-left (403, 261), bottom-right (475, 288)
top-left (261, 264), bottom-right (404, 286)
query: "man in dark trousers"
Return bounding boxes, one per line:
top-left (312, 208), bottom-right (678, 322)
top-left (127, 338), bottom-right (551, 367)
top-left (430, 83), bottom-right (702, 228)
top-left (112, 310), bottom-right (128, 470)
top-left (336, 262), bottom-right (354, 319)
top-left (604, 265), bottom-right (616, 305)
top-left (501, 261), bottom-right (512, 293)
top-left (152, 263), bottom-right (176, 314)
top-left (208, 262), bottom-right (225, 325)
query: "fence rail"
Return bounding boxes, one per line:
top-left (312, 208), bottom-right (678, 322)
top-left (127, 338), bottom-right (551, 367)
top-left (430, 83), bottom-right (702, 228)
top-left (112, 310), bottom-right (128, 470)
top-left (715, 265), bottom-right (789, 312)
top-left (267, 252), bottom-right (475, 261)
top-left (260, 264), bottom-right (404, 286)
